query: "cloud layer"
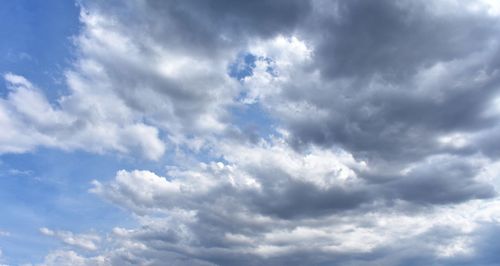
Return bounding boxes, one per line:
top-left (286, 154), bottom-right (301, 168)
top-left (3, 0), bottom-right (500, 265)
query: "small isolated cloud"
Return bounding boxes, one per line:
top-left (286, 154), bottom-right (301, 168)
top-left (40, 228), bottom-right (100, 251)
top-left (37, 250), bottom-right (107, 266)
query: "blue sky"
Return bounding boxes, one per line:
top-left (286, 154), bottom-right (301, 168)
top-left (2, 1), bottom-right (500, 265)
top-left (0, 0), bottom-right (79, 100)
top-left (0, 1), bottom-right (77, 263)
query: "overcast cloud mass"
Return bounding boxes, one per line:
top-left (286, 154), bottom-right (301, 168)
top-left (2, 0), bottom-right (500, 265)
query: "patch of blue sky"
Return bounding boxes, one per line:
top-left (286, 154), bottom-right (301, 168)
top-left (175, 138), bottom-right (221, 164)
top-left (228, 52), bottom-right (278, 81)
top-left (229, 102), bottom-right (279, 143)
top-left (228, 52), bottom-right (280, 142)
top-left (228, 52), bottom-right (257, 81)
top-left (264, 59), bottom-right (278, 77)
top-left (0, 0), bottom-right (80, 102)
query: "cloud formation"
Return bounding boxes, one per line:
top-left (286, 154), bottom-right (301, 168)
top-left (1, 72), bottom-right (165, 160)
top-left (39, 228), bottom-right (100, 251)
top-left (3, 0), bottom-right (500, 265)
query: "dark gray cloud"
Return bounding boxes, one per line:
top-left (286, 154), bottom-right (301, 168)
top-left (313, 0), bottom-right (497, 80)
top-left (85, 0), bottom-right (311, 55)
top-left (247, 179), bottom-right (370, 219)
top-left (383, 155), bottom-right (495, 204)
top-left (265, 0), bottom-right (500, 164)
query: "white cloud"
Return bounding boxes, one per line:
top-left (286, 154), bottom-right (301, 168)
top-left (1, 73), bottom-right (165, 160)
top-left (0, 3), bottom-right (243, 160)
top-left (40, 228), bottom-right (100, 251)
top-left (84, 136), bottom-right (500, 264)
top-left (218, 137), bottom-right (366, 189)
top-left (37, 250), bottom-right (107, 266)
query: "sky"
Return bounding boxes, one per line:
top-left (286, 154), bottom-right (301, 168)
top-left (1, 0), bottom-right (500, 265)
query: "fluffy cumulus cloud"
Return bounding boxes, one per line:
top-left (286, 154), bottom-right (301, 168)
top-left (77, 138), bottom-right (498, 265)
top-left (5, 0), bottom-right (500, 265)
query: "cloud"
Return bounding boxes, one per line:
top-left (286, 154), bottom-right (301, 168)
top-left (39, 228), bottom-right (100, 251)
top-left (1, 73), bottom-right (165, 160)
top-left (312, 0), bottom-right (498, 81)
top-left (92, 139), bottom-right (371, 218)
top-left (45, 183), bottom-right (500, 265)
top-left (383, 154), bottom-right (495, 204)
top-left (83, 137), bottom-right (498, 265)
top-left (240, 0), bottom-right (500, 166)
top-left (37, 250), bottom-right (107, 266)
top-left (6, 0), bottom-right (500, 265)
